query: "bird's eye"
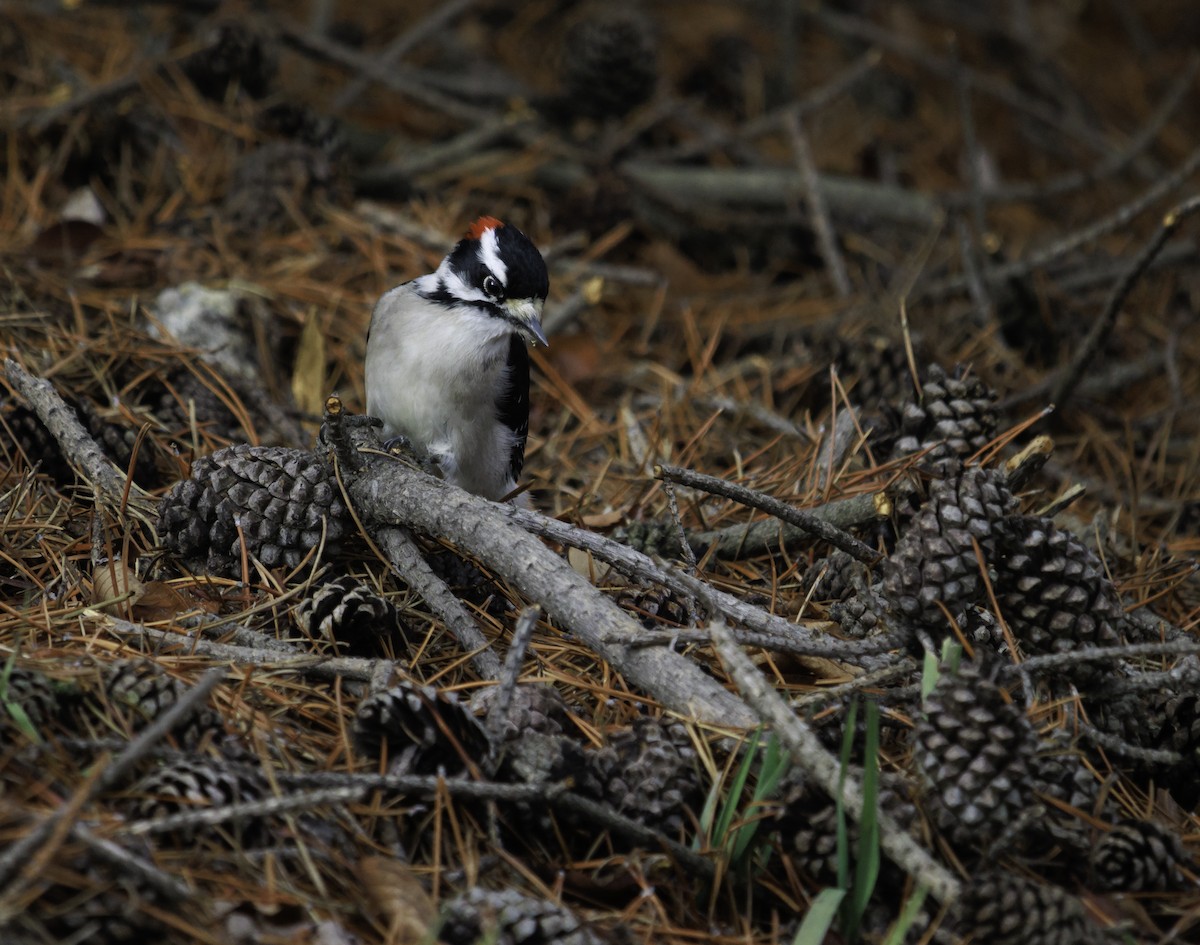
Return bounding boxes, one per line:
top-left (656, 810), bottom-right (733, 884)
top-left (483, 275), bottom-right (502, 298)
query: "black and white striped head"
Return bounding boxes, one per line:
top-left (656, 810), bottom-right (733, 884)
top-left (419, 216), bottom-right (549, 345)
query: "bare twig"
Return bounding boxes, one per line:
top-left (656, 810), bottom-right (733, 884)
top-left (331, 0), bottom-right (477, 110)
top-left (1050, 195), bottom-right (1200, 411)
top-left (655, 464), bottom-right (881, 564)
top-left (375, 525), bottom-right (503, 679)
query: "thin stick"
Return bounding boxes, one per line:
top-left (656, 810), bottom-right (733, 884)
top-left (486, 605), bottom-right (542, 744)
top-left (1051, 195), bottom-right (1200, 411)
top-left (655, 464), bottom-right (881, 564)
top-left (785, 111), bottom-right (852, 297)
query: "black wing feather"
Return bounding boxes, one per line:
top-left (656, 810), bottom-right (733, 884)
top-left (497, 334), bottom-right (531, 483)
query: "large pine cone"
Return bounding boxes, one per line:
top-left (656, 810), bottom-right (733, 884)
top-left (353, 680), bottom-right (490, 776)
top-left (992, 515), bottom-right (1123, 665)
top-left (0, 664), bottom-right (63, 734)
top-left (914, 661), bottom-right (1038, 851)
top-left (956, 871), bottom-right (1108, 944)
top-left (440, 886), bottom-right (605, 945)
top-left (587, 716), bottom-right (701, 835)
top-left (158, 444), bottom-right (350, 576)
top-left (881, 466), bottom-right (1017, 629)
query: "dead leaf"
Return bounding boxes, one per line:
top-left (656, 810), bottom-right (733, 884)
top-left (130, 581), bottom-right (197, 622)
top-left (358, 857), bottom-right (437, 945)
top-left (292, 307), bottom-right (327, 419)
top-left (568, 547), bottom-right (611, 583)
top-left (92, 561), bottom-right (144, 613)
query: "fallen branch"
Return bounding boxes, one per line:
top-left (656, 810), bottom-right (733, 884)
top-left (348, 456), bottom-right (758, 727)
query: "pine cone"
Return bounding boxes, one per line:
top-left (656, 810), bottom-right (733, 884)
top-left (440, 886), bottom-right (605, 945)
top-left (587, 716), bottom-right (701, 835)
top-left (823, 333), bottom-right (916, 408)
top-left (158, 444), bottom-right (350, 576)
top-left (992, 515), bottom-right (1123, 664)
top-left (829, 587), bottom-right (887, 638)
top-left (148, 367), bottom-right (244, 442)
top-left (17, 845), bottom-right (170, 945)
top-left (1, 664), bottom-right (62, 733)
top-left (881, 466), bottom-right (1017, 629)
top-left (353, 680), bottom-right (490, 776)
top-left (1092, 819), bottom-right (1189, 891)
top-left (803, 550), bottom-right (871, 603)
top-left (560, 8), bottom-right (657, 120)
top-left (125, 754), bottom-right (268, 844)
top-left (914, 660), bottom-right (1038, 850)
top-left (613, 583), bottom-right (690, 628)
top-left (295, 575), bottom-right (405, 656)
top-left (891, 364), bottom-right (998, 470)
top-left (774, 771), bottom-right (919, 884)
top-left (1032, 729), bottom-right (1108, 822)
top-left (183, 20), bottom-right (275, 100)
top-left (103, 660), bottom-right (222, 749)
top-left (471, 682), bottom-right (574, 744)
top-left (957, 871), bottom-right (1105, 945)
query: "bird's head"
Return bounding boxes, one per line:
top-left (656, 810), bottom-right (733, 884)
top-left (436, 216), bottom-right (549, 346)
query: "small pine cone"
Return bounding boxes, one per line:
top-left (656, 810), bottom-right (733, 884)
top-left (470, 683), bottom-right (573, 744)
top-left (1148, 688), bottom-right (1200, 805)
top-left (561, 9), bottom-right (657, 120)
top-left (829, 587), bottom-right (887, 638)
top-left (149, 367), bottom-right (243, 442)
top-left (774, 772), bottom-right (919, 884)
top-left (295, 575), bottom-right (404, 656)
top-left (21, 846), bottom-right (170, 945)
top-left (613, 583), bottom-right (690, 628)
top-left (224, 139), bottom-right (342, 232)
top-left (992, 516), bottom-right (1123, 664)
top-left (802, 550), bottom-right (871, 602)
top-left (1032, 730), bottom-right (1107, 820)
top-left (587, 716), bottom-right (701, 835)
top-left (881, 466), bottom-right (1017, 628)
top-left (826, 334), bottom-right (916, 408)
top-left (956, 871), bottom-right (1103, 945)
top-left (157, 444), bottom-right (350, 576)
top-left (914, 660), bottom-right (1038, 850)
top-left (0, 665), bottom-right (62, 732)
top-left (3, 404), bottom-right (75, 482)
top-left (183, 20), bottom-right (275, 100)
top-left (126, 754), bottom-right (268, 844)
top-left (892, 364), bottom-right (998, 470)
top-left (440, 886), bottom-right (604, 945)
top-left (104, 660), bottom-right (221, 749)
top-left (1092, 819), bottom-right (1189, 891)
top-left (610, 519), bottom-right (680, 558)
top-left (353, 680), bottom-right (490, 776)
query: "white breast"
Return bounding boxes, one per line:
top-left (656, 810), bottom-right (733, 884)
top-left (365, 284), bottom-right (520, 500)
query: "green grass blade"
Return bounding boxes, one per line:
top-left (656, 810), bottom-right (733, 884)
top-left (730, 730), bottom-right (790, 864)
top-left (845, 701), bottom-right (881, 941)
top-left (793, 887), bottom-right (846, 945)
top-left (0, 652), bottom-right (41, 744)
top-left (712, 726), bottom-right (761, 851)
top-left (834, 697), bottom-right (859, 891)
top-left (883, 884), bottom-right (929, 945)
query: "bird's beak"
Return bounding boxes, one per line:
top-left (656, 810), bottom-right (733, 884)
top-left (506, 298), bottom-right (549, 346)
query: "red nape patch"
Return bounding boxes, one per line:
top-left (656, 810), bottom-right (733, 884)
top-left (465, 215), bottom-right (504, 240)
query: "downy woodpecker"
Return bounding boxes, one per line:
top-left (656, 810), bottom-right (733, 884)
top-left (365, 216), bottom-right (549, 500)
